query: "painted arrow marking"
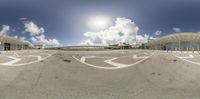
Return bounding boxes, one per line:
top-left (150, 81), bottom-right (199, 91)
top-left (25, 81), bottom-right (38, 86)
top-left (0, 53), bottom-right (51, 66)
top-left (72, 56), bottom-right (118, 69)
top-left (173, 54), bottom-right (200, 65)
top-left (72, 54), bottom-right (153, 70)
top-left (104, 57), bottom-right (128, 67)
top-left (2, 56), bottom-right (21, 65)
top-left (104, 55), bottom-right (150, 68)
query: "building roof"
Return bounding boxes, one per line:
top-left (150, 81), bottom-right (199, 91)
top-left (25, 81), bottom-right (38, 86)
top-left (148, 33), bottom-right (200, 46)
top-left (65, 46), bottom-right (107, 47)
top-left (0, 35), bottom-right (28, 45)
top-left (109, 43), bottom-right (131, 47)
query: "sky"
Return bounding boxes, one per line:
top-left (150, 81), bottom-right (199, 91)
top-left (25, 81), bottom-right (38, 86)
top-left (0, 0), bottom-right (200, 46)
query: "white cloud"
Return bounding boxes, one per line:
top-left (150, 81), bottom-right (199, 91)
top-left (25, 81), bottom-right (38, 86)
top-left (20, 37), bottom-right (34, 47)
top-left (19, 36), bottom-right (26, 41)
top-left (0, 25), bottom-right (10, 35)
top-left (13, 35), bottom-right (18, 39)
top-left (30, 34), bottom-right (60, 47)
top-left (23, 21), bottom-right (61, 47)
top-left (13, 35), bottom-right (33, 47)
top-left (173, 27), bottom-right (181, 32)
top-left (81, 17), bottom-right (153, 46)
top-left (80, 39), bottom-right (94, 46)
top-left (154, 30), bottom-right (162, 36)
top-left (135, 34), bottom-right (155, 46)
top-left (24, 21), bottom-right (45, 36)
top-left (81, 17), bottom-right (139, 45)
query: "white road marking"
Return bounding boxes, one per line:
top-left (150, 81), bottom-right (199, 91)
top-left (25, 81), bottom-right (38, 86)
top-left (80, 57), bottom-right (86, 62)
top-left (104, 55), bottom-right (150, 68)
top-left (7, 54), bottom-right (51, 66)
top-left (2, 56), bottom-right (21, 65)
top-left (173, 54), bottom-right (200, 65)
top-left (72, 54), bottom-right (153, 70)
top-left (37, 55), bottom-right (42, 61)
top-left (80, 56), bottom-right (96, 62)
top-left (104, 57), bottom-right (128, 67)
top-left (132, 55), bottom-right (148, 59)
top-left (178, 54), bottom-right (194, 59)
top-left (0, 53), bottom-right (51, 66)
top-left (72, 56), bottom-right (117, 69)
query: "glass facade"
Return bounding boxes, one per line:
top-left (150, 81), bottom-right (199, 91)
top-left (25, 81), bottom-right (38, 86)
top-left (151, 41), bottom-right (200, 51)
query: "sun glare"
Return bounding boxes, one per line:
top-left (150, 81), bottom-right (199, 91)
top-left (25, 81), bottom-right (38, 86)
top-left (88, 15), bottom-right (111, 30)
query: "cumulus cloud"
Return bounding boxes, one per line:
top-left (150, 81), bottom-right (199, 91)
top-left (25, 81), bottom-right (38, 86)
top-left (154, 30), bottom-right (162, 36)
top-left (30, 34), bottom-right (60, 47)
top-left (19, 36), bottom-right (26, 41)
top-left (13, 35), bottom-right (33, 47)
top-left (81, 17), bottom-right (153, 46)
top-left (81, 17), bottom-right (139, 45)
top-left (0, 25), bottom-right (10, 35)
top-left (173, 27), bottom-right (181, 32)
top-left (20, 37), bottom-right (34, 47)
top-left (24, 21), bottom-right (45, 36)
top-left (136, 34), bottom-right (155, 45)
top-left (13, 35), bottom-right (18, 39)
top-left (23, 21), bottom-right (60, 47)
top-left (80, 39), bottom-right (94, 46)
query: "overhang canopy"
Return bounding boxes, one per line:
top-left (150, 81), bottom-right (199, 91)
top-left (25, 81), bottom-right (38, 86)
top-left (0, 35), bottom-right (28, 45)
top-left (148, 33), bottom-right (200, 46)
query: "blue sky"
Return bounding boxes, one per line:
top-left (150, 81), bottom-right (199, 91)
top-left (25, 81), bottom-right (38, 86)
top-left (0, 0), bottom-right (200, 46)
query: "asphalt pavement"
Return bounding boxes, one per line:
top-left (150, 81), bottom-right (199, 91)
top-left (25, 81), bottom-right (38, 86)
top-left (0, 50), bottom-right (200, 99)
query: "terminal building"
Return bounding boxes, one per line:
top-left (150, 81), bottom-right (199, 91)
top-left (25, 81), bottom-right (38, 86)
top-left (61, 46), bottom-right (106, 50)
top-left (34, 44), bottom-right (44, 49)
top-left (108, 43), bottom-right (132, 49)
top-left (0, 35), bottom-right (29, 51)
top-left (148, 33), bottom-right (200, 51)
top-left (60, 43), bottom-right (132, 50)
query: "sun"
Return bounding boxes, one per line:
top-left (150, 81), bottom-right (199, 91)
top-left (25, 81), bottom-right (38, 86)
top-left (88, 15), bottom-right (111, 30)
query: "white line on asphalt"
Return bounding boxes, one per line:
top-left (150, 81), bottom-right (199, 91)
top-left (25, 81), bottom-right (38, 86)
top-left (132, 55), bottom-right (148, 59)
top-left (80, 57), bottom-right (86, 62)
top-left (0, 53), bottom-right (51, 66)
top-left (72, 56), bottom-right (118, 69)
top-left (72, 54), bottom-right (153, 70)
top-left (2, 56), bottom-right (21, 65)
top-left (104, 57), bottom-right (128, 67)
top-left (7, 54), bottom-right (51, 66)
top-left (178, 54), bottom-right (194, 59)
top-left (104, 55), bottom-right (150, 68)
top-left (80, 56), bottom-right (97, 62)
top-left (173, 54), bottom-right (200, 65)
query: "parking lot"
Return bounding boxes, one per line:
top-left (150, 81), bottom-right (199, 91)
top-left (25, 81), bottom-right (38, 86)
top-left (1, 50), bottom-right (200, 99)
